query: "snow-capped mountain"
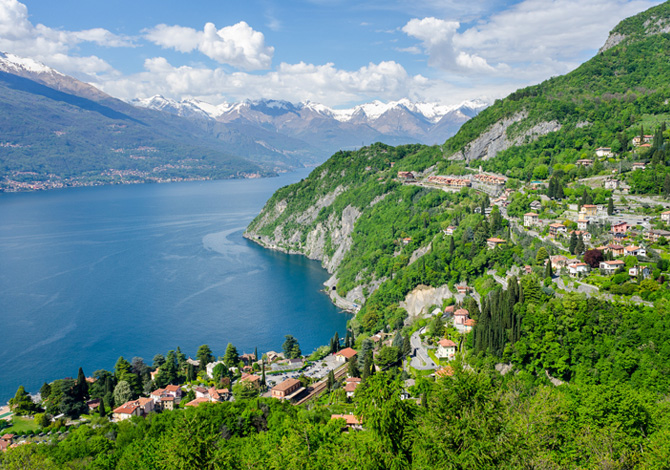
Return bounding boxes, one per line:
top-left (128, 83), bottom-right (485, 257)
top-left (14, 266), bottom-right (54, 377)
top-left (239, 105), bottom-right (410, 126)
top-left (133, 95), bottom-right (489, 149)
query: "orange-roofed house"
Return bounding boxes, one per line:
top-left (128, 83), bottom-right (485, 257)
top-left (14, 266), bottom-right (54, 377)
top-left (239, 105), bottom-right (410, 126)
top-left (331, 414), bottom-right (362, 430)
top-left (271, 378), bottom-right (302, 400)
top-left (662, 211), bottom-right (670, 224)
top-left (624, 245), bottom-right (646, 257)
top-left (184, 397), bottom-right (210, 408)
top-left (344, 377), bottom-right (361, 398)
top-left (113, 401), bottom-right (141, 421)
top-left (335, 347), bottom-right (358, 363)
top-left (524, 212), bottom-right (539, 227)
top-left (436, 339), bottom-right (457, 360)
top-left (240, 373), bottom-right (262, 389)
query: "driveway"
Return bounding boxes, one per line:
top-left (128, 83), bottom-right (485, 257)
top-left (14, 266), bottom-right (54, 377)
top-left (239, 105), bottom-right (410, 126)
top-left (409, 328), bottom-right (437, 370)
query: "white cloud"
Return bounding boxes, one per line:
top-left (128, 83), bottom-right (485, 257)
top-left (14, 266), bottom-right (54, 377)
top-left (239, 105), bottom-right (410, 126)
top-left (0, 0), bottom-right (131, 77)
top-left (403, 0), bottom-right (661, 81)
top-left (402, 17), bottom-right (493, 72)
top-left (98, 57), bottom-right (432, 107)
top-left (144, 21), bottom-right (274, 71)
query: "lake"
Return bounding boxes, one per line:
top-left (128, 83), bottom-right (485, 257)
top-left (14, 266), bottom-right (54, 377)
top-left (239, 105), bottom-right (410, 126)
top-left (0, 169), bottom-right (350, 402)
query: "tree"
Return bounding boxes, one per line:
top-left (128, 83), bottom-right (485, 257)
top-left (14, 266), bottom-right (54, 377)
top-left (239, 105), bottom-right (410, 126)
top-left (223, 343), bottom-right (239, 369)
top-left (186, 363), bottom-right (196, 382)
top-left (402, 335), bottom-right (412, 357)
top-left (39, 382), bottom-right (51, 400)
top-left (196, 344), bottom-right (214, 369)
top-left (607, 197), bottom-right (614, 216)
top-left (261, 362), bottom-right (266, 387)
top-left (449, 236), bottom-right (455, 255)
top-left (152, 354), bottom-right (165, 368)
top-left (254, 347), bottom-right (258, 363)
top-left (544, 258), bottom-right (553, 279)
top-left (34, 413), bottom-right (50, 428)
top-left (664, 174), bottom-right (670, 199)
top-left (282, 335), bottom-right (301, 359)
top-left (75, 367), bottom-right (88, 401)
top-left (232, 382), bottom-right (257, 401)
top-left (327, 370), bottom-right (335, 390)
top-left (376, 346), bottom-right (401, 369)
top-left (362, 352), bottom-right (374, 381)
top-left (98, 399), bottom-right (106, 418)
top-left (348, 355), bottom-right (360, 378)
top-left (536, 247), bottom-right (549, 264)
top-left (212, 363), bottom-right (227, 382)
top-left (113, 381), bottom-right (133, 406)
top-left (575, 234), bottom-right (585, 254)
top-left (569, 231), bottom-right (578, 254)
top-left (9, 385), bottom-right (38, 415)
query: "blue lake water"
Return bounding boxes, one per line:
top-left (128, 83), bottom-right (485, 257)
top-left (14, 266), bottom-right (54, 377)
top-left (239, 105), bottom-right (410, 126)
top-left (0, 169), bottom-right (350, 402)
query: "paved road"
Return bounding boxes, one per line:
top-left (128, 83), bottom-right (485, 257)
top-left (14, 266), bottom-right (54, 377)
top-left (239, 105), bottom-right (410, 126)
top-left (409, 328), bottom-right (437, 370)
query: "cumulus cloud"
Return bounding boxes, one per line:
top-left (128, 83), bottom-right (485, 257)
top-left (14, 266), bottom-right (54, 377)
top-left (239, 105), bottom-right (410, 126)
top-left (144, 21), bottom-right (274, 70)
top-left (0, 0), bottom-right (131, 77)
top-left (98, 57), bottom-right (431, 107)
top-left (402, 17), bottom-right (493, 72)
top-left (403, 0), bottom-right (660, 80)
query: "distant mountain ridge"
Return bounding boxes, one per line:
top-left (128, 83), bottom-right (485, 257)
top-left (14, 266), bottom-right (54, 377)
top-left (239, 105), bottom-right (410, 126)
top-left (132, 96), bottom-right (488, 150)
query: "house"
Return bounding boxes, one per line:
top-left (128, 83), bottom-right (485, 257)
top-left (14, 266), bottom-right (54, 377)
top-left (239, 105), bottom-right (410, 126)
top-left (265, 351), bottom-right (282, 362)
top-left (112, 401), bottom-right (141, 421)
top-left (444, 226), bottom-right (456, 236)
top-left (600, 260), bottom-right (625, 275)
top-left (463, 319), bottom-right (476, 333)
top-left (549, 223), bottom-right (567, 237)
top-left (0, 434), bottom-right (14, 453)
top-left (193, 386), bottom-right (209, 399)
top-left (524, 212), bottom-right (539, 227)
top-left (137, 397), bottom-right (154, 414)
top-left (436, 339), bottom-right (457, 360)
top-left (647, 229), bottom-right (670, 243)
top-left (240, 373), bottom-right (262, 389)
top-left (150, 369), bottom-right (160, 381)
top-left (160, 396), bottom-right (175, 411)
top-left (572, 230), bottom-right (592, 242)
top-left (595, 147), bottom-right (612, 157)
top-left (604, 179), bottom-right (619, 190)
top-left (486, 237), bottom-right (506, 250)
top-left (184, 397), bottom-right (210, 408)
top-left (240, 353), bottom-right (257, 365)
top-left (530, 200), bottom-right (542, 211)
top-left (402, 237), bottom-right (412, 245)
top-left (331, 414), bottom-right (362, 430)
top-left (335, 347), bottom-right (358, 363)
top-left (207, 387), bottom-right (230, 402)
top-left (580, 204), bottom-right (598, 217)
top-left (632, 135), bottom-right (653, 146)
top-left (568, 262), bottom-right (590, 277)
top-left (164, 385), bottom-right (182, 401)
top-left (443, 305), bottom-right (455, 315)
top-left (344, 377), bottom-right (361, 398)
top-left (206, 360), bottom-right (225, 379)
top-left (605, 244), bottom-right (625, 257)
top-left (611, 222), bottom-right (629, 234)
top-left (186, 358), bottom-right (200, 368)
top-left (550, 255), bottom-right (569, 268)
top-left (435, 366), bottom-right (455, 378)
top-left (629, 265), bottom-right (651, 278)
top-left (661, 211), bottom-right (670, 224)
top-left (524, 265), bottom-right (533, 274)
top-left (632, 162), bottom-right (647, 170)
top-left (86, 399), bottom-right (101, 412)
top-left (453, 309), bottom-right (473, 333)
top-left (455, 285), bottom-right (471, 295)
top-left (624, 245), bottom-right (646, 257)
top-left (397, 171), bottom-right (415, 181)
top-left (271, 378), bottom-right (303, 400)
top-left (577, 219), bottom-right (589, 231)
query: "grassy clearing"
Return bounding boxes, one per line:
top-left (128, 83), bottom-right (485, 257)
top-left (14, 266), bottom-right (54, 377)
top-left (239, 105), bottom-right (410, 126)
top-left (4, 416), bottom-right (39, 435)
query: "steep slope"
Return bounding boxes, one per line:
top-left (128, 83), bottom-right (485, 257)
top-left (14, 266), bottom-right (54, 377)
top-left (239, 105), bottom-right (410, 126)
top-left (246, 1), bottom-right (670, 332)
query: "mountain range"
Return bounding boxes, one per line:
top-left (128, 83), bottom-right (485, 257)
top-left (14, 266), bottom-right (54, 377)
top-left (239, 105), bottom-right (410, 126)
top-left (133, 95), bottom-right (487, 156)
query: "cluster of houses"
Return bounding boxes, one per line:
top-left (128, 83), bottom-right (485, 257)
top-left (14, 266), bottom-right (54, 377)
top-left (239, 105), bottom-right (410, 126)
top-left (425, 175), bottom-right (472, 188)
top-left (0, 433), bottom-right (16, 452)
top-left (473, 173), bottom-right (506, 186)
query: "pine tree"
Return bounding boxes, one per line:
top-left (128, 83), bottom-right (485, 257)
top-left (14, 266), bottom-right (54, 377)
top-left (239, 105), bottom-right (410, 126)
top-left (607, 197), bottom-right (614, 216)
top-left (575, 234), bottom-right (585, 254)
top-left (402, 335), bottom-right (411, 357)
top-left (544, 258), bottom-right (553, 279)
top-left (348, 355), bottom-right (360, 378)
top-left (98, 399), bottom-right (106, 418)
top-left (569, 231), bottom-right (578, 254)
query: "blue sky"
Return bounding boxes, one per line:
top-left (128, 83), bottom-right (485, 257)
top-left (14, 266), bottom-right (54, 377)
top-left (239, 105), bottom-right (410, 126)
top-left (0, 0), bottom-right (663, 107)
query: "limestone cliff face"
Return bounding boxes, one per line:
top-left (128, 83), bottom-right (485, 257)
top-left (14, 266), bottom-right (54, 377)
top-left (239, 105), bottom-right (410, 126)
top-left (452, 112), bottom-right (561, 162)
top-left (244, 186), bottom-right (361, 274)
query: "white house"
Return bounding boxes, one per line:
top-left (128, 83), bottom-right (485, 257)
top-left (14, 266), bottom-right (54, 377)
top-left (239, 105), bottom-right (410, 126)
top-left (661, 211), bottom-right (670, 224)
top-left (524, 212), bottom-right (539, 227)
top-left (600, 260), bottom-right (625, 275)
top-left (624, 245), bottom-right (646, 257)
top-left (629, 266), bottom-right (651, 278)
top-left (568, 263), bottom-right (590, 277)
top-left (206, 361), bottom-right (226, 379)
top-left (595, 147), bottom-right (613, 157)
top-left (577, 219), bottom-right (589, 231)
top-left (436, 339), bottom-right (457, 360)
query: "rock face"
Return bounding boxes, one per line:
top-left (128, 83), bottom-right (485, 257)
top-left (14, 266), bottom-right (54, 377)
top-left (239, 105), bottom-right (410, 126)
top-left (598, 32), bottom-right (627, 53)
top-left (399, 284), bottom-right (453, 319)
top-left (244, 187), bottom-right (361, 274)
top-left (453, 112), bottom-right (561, 162)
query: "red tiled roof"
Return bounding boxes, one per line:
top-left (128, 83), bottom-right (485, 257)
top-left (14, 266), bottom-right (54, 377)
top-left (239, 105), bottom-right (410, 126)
top-left (454, 308), bottom-right (469, 316)
top-left (113, 401), bottom-right (139, 415)
top-left (184, 397), bottom-right (209, 407)
top-left (438, 339), bottom-right (457, 348)
top-left (165, 385), bottom-right (181, 392)
top-left (331, 414), bottom-right (361, 425)
top-left (436, 366), bottom-right (454, 377)
top-left (335, 347), bottom-right (357, 359)
top-left (273, 378), bottom-right (301, 392)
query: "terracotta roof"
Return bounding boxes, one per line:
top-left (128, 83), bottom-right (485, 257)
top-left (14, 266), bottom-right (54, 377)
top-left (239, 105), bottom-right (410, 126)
top-left (0, 440), bottom-right (9, 452)
top-left (331, 414), bottom-right (361, 425)
top-left (524, 212), bottom-right (538, 216)
top-left (436, 366), bottom-right (454, 377)
top-left (454, 308), bottom-right (469, 316)
top-left (165, 385), bottom-right (181, 393)
top-left (113, 401), bottom-right (139, 415)
top-left (344, 382), bottom-right (359, 393)
top-left (151, 388), bottom-right (165, 396)
top-left (273, 378), bottom-right (301, 392)
top-left (346, 377), bottom-right (362, 383)
top-left (444, 305), bottom-right (455, 314)
top-left (137, 397), bottom-right (153, 407)
top-left (335, 347), bottom-right (357, 359)
top-left (241, 373), bottom-right (261, 382)
top-left (464, 319), bottom-right (476, 326)
top-left (625, 245), bottom-right (642, 251)
top-left (184, 397), bottom-right (210, 407)
top-left (1, 434), bottom-right (15, 440)
top-left (438, 339), bottom-right (457, 348)
top-left (487, 237), bottom-right (506, 243)
top-left (604, 260), bottom-right (625, 265)
top-left (161, 396), bottom-right (175, 402)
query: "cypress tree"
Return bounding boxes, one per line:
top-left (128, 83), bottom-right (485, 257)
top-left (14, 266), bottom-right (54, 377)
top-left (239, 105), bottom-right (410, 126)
top-left (545, 258), bottom-right (553, 279)
top-left (333, 332), bottom-right (340, 352)
top-left (607, 197), bottom-right (614, 216)
top-left (402, 335), bottom-right (412, 357)
top-left (76, 367), bottom-right (88, 401)
top-left (261, 362), bottom-right (266, 387)
top-left (98, 399), bottom-right (106, 417)
top-left (664, 174), bottom-right (670, 199)
top-left (254, 347), bottom-right (258, 363)
top-left (327, 370), bottom-right (335, 390)
top-left (576, 234), bottom-right (585, 254)
top-left (348, 355), bottom-right (360, 378)
top-left (569, 231), bottom-right (578, 254)
top-left (449, 236), bottom-right (455, 255)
